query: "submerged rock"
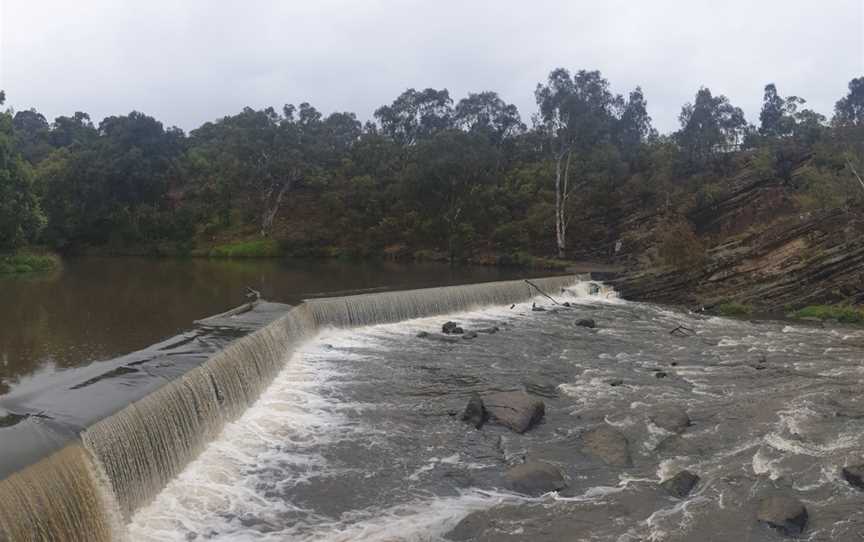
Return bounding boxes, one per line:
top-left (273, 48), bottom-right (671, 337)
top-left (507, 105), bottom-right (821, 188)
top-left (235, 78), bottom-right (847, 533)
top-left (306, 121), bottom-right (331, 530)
top-left (654, 371), bottom-right (668, 379)
top-left (484, 391), bottom-right (545, 433)
top-left (477, 326), bottom-right (500, 334)
top-left (442, 321), bottom-right (465, 334)
top-left (575, 318), bottom-right (596, 328)
top-left (841, 464), bottom-right (864, 490)
top-left (505, 461), bottom-right (567, 496)
top-left (606, 378), bottom-right (624, 387)
top-left (462, 331), bottom-right (478, 340)
top-left (581, 425), bottom-right (632, 466)
top-left (649, 405), bottom-right (691, 433)
top-left (757, 496), bottom-right (808, 536)
top-left (661, 470), bottom-right (699, 498)
top-left (461, 394), bottom-right (487, 429)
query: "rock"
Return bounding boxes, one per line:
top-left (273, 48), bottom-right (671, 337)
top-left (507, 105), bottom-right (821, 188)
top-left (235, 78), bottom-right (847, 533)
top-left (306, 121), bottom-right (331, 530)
top-left (756, 495), bottom-right (808, 536)
top-left (442, 321), bottom-right (465, 334)
top-left (484, 391), bottom-right (545, 433)
top-left (523, 379), bottom-right (559, 398)
top-left (462, 331), bottom-right (478, 340)
top-left (670, 361), bottom-right (679, 367)
top-left (581, 425), bottom-right (632, 466)
top-left (461, 394), bottom-right (487, 429)
top-left (655, 371), bottom-right (668, 379)
top-left (477, 326), bottom-right (499, 334)
top-left (446, 510), bottom-right (492, 540)
top-left (505, 461), bottom-right (567, 496)
top-left (606, 378), bottom-right (624, 387)
top-left (648, 405), bottom-right (691, 433)
top-left (661, 470), bottom-right (699, 498)
top-left (842, 464), bottom-right (864, 490)
top-left (575, 318), bottom-right (596, 328)
top-left (531, 303), bottom-right (546, 312)
top-left (562, 302), bottom-right (571, 307)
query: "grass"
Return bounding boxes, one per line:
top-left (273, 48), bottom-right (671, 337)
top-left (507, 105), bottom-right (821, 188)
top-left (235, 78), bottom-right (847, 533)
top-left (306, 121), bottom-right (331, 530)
top-left (206, 239), bottom-right (283, 258)
top-left (716, 302), bottom-right (753, 317)
top-left (0, 252), bottom-right (60, 274)
top-left (790, 305), bottom-right (864, 324)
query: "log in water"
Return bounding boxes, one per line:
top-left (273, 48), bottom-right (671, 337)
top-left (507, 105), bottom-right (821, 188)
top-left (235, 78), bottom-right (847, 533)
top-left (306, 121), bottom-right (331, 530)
top-left (0, 275), bottom-right (579, 541)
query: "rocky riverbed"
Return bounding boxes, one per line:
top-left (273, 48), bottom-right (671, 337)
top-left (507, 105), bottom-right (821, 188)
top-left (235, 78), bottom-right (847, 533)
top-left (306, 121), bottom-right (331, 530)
top-left (127, 287), bottom-right (864, 541)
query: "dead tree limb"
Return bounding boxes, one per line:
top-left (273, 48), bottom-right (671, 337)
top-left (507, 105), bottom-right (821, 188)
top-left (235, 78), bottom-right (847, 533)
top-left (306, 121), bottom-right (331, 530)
top-left (525, 279), bottom-right (561, 305)
top-left (669, 324), bottom-right (696, 336)
top-left (847, 160), bottom-right (864, 193)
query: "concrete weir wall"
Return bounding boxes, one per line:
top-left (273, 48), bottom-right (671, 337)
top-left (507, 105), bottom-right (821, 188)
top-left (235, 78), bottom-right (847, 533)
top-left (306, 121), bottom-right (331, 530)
top-left (0, 276), bottom-right (580, 541)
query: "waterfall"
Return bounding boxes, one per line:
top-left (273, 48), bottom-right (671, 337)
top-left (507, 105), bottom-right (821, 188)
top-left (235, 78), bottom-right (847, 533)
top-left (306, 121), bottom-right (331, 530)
top-left (0, 275), bottom-right (591, 540)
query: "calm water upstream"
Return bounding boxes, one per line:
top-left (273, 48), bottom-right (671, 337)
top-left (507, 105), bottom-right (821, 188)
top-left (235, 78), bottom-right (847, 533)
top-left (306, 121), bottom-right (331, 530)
top-left (0, 257), bottom-right (534, 398)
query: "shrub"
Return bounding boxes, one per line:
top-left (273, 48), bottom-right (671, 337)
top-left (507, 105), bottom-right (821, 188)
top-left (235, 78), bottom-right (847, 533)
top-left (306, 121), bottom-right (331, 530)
top-left (658, 221), bottom-right (706, 269)
top-left (0, 252), bottom-right (60, 274)
top-left (790, 305), bottom-right (864, 324)
top-left (207, 239), bottom-right (282, 258)
top-left (717, 302), bottom-right (753, 317)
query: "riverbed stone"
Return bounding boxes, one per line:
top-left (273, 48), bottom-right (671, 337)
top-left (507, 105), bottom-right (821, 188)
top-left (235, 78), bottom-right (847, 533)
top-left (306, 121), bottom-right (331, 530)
top-left (484, 391), bottom-right (545, 433)
top-left (649, 405), bottom-right (691, 433)
top-left (575, 318), bottom-right (596, 328)
top-left (756, 496), bottom-right (808, 536)
top-left (442, 321), bottom-right (464, 334)
top-left (661, 470), bottom-right (699, 498)
top-left (505, 461), bottom-right (567, 496)
top-left (581, 425), bottom-right (632, 466)
top-left (841, 464), bottom-right (864, 490)
top-left (461, 394), bottom-right (487, 429)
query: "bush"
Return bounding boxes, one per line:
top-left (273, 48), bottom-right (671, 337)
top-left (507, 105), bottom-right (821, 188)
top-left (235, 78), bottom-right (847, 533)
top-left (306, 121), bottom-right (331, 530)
top-left (717, 302), bottom-right (753, 317)
top-left (790, 305), bottom-right (864, 324)
top-left (0, 252), bottom-right (60, 274)
top-left (207, 239), bottom-right (282, 258)
top-left (658, 220), bottom-right (706, 269)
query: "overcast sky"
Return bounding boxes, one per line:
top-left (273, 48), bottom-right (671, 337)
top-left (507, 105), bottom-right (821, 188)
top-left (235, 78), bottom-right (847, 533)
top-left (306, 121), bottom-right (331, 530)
top-left (1, 0), bottom-right (862, 134)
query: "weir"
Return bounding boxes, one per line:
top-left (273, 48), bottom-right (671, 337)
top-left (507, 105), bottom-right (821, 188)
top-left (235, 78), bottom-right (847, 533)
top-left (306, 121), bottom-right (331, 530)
top-left (0, 275), bottom-right (586, 541)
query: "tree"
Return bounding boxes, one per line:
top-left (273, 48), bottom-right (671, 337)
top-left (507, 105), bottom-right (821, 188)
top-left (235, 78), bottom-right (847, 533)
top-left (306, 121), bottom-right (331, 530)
top-left (616, 87), bottom-right (655, 165)
top-left (374, 88), bottom-right (453, 146)
top-left (677, 87), bottom-right (747, 168)
top-left (51, 112), bottom-right (97, 148)
top-left (535, 68), bottom-right (623, 257)
top-left (759, 83), bottom-right (804, 137)
top-left (12, 109), bottom-right (53, 163)
top-left (0, 94), bottom-right (45, 250)
top-left (833, 77), bottom-right (864, 127)
top-left (454, 91), bottom-right (525, 146)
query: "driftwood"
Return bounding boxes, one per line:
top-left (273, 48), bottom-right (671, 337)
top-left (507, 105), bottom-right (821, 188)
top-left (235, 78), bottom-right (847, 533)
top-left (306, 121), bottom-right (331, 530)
top-left (525, 279), bottom-right (561, 305)
top-left (669, 324), bottom-right (696, 337)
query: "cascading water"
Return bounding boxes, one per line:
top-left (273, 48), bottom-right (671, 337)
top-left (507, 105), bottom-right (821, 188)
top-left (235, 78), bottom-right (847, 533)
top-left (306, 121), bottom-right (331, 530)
top-left (0, 276), bottom-right (584, 541)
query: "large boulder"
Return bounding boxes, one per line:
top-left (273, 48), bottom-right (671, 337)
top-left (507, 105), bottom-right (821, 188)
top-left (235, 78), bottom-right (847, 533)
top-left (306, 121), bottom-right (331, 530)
top-left (484, 391), bottom-right (545, 433)
top-left (842, 464), bottom-right (864, 490)
top-left (756, 496), bottom-right (808, 536)
top-left (505, 461), bottom-right (567, 496)
top-left (649, 405), bottom-right (691, 433)
top-left (661, 470), bottom-right (699, 498)
top-left (581, 425), bottom-right (632, 467)
top-left (461, 394), bottom-right (487, 429)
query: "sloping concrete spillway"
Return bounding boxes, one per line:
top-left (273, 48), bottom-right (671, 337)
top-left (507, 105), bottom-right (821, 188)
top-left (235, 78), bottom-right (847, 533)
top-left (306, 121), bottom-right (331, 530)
top-left (0, 276), bottom-right (580, 540)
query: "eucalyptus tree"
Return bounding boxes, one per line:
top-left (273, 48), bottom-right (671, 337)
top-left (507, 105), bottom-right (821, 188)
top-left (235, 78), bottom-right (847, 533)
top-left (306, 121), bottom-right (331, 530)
top-left (677, 87), bottom-right (747, 169)
top-left (374, 88), bottom-right (453, 147)
top-left (833, 77), bottom-right (864, 127)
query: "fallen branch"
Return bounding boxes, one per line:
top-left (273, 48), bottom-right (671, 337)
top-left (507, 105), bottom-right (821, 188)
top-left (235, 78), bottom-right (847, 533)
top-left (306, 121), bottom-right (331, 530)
top-left (847, 160), bottom-right (864, 194)
top-left (669, 324), bottom-right (696, 336)
top-left (525, 279), bottom-right (561, 305)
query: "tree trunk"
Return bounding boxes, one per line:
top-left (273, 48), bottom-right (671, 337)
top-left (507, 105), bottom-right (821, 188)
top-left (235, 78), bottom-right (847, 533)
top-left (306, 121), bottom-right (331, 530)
top-left (554, 149), bottom-right (571, 259)
top-left (260, 179), bottom-right (291, 237)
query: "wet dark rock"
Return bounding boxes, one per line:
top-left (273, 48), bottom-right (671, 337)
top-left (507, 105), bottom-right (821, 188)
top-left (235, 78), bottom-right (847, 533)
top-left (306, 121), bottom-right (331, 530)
top-left (461, 394), bottom-right (487, 429)
top-left (670, 361), bottom-right (678, 366)
top-left (581, 425), bottom-right (632, 466)
top-left (606, 378), bottom-right (624, 387)
top-left (654, 371), bottom-right (668, 379)
top-left (477, 326), bottom-right (500, 334)
top-left (484, 391), bottom-right (545, 433)
top-left (505, 461), bottom-right (567, 496)
top-left (562, 302), bottom-right (571, 307)
top-left (756, 495), bottom-right (808, 536)
top-left (575, 318), bottom-right (596, 328)
top-left (649, 405), bottom-right (691, 433)
top-left (661, 470), bottom-right (699, 498)
top-left (462, 331), bottom-right (478, 340)
top-left (523, 379), bottom-right (559, 398)
top-left (442, 321), bottom-right (464, 334)
top-left (416, 331), bottom-right (429, 338)
top-left (841, 464), bottom-right (864, 490)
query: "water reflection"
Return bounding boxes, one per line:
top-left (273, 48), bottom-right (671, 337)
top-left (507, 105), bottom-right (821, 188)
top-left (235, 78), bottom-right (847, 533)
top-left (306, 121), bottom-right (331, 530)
top-left (0, 257), bottom-right (537, 395)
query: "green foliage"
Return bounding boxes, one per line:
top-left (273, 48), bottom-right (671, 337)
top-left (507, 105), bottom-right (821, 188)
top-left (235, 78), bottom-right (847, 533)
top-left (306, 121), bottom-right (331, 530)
top-left (0, 108), bottom-right (46, 250)
top-left (0, 252), bottom-right (59, 274)
top-left (791, 305), bottom-right (864, 324)
top-left (207, 239), bottom-right (283, 258)
top-left (716, 302), bottom-right (753, 317)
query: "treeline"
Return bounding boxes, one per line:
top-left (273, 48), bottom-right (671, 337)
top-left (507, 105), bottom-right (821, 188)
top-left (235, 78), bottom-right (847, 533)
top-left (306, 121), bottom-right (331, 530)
top-left (0, 71), bottom-right (862, 262)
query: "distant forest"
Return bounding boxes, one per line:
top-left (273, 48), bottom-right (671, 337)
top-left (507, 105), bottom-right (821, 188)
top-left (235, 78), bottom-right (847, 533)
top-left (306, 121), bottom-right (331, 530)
top-left (1, 70), bottom-right (862, 264)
